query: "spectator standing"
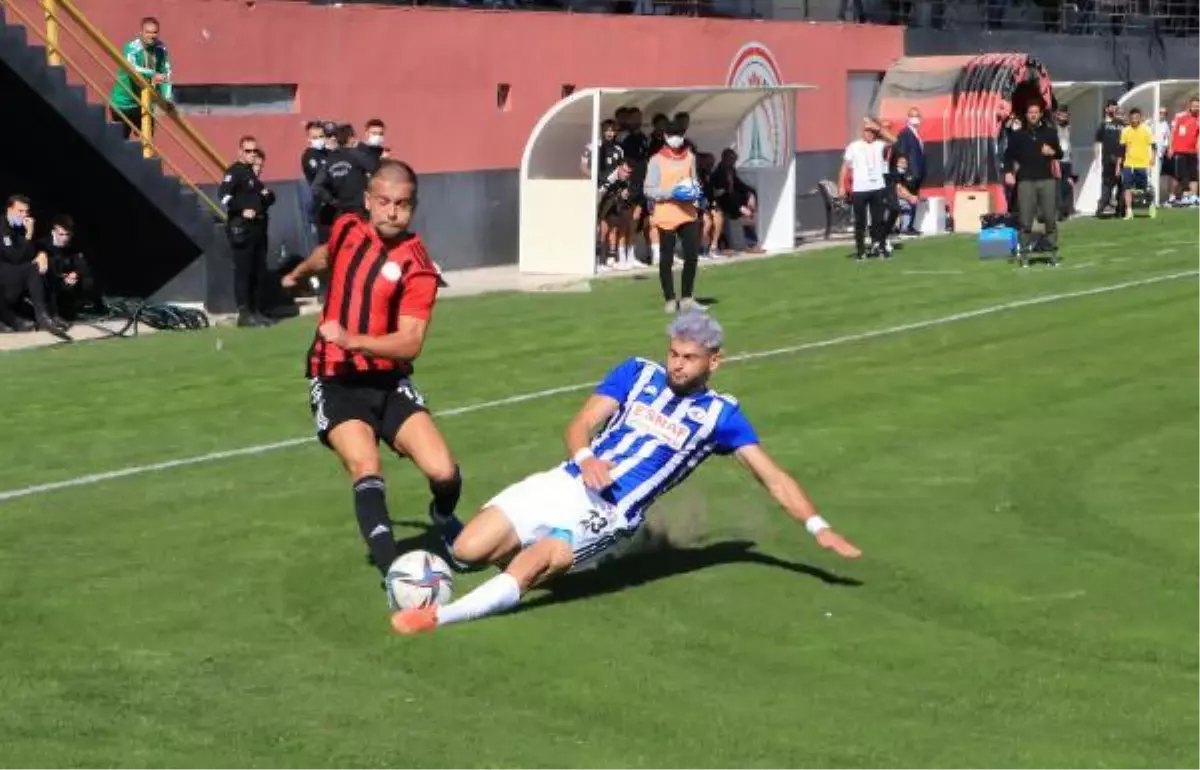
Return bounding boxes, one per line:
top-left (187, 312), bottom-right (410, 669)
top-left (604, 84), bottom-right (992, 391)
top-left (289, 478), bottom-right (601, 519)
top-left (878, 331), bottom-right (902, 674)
top-left (1154, 106), bottom-right (1174, 204)
top-left (301, 120), bottom-right (329, 185)
top-left (1118, 108), bottom-right (1157, 219)
top-left (1055, 105), bottom-right (1075, 219)
top-left (0, 195), bottom-right (66, 336)
top-left (109, 17), bottom-right (172, 141)
top-left (218, 136), bottom-right (274, 328)
top-left (1166, 97), bottom-right (1200, 206)
top-left (1004, 102), bottom-right (1063, 258)
top-left (362, 118), bottom-right (388, 167)
top-left (890, 107), bottom-right (926, 217)
top-left (35, 215), bottom-right (96, 323)
top-left (581, 119), bottom-right (623, 181)
top-left (839, 117), bottom-right (897, 260)
top-left (644, 121), bottom-right (701, 313)
top-left (1094, 99), bottom-right (1125, 216)
top-left (597, 159), bottom-right (636, 270)
top-left (312, 125), bottom-right (376, 227)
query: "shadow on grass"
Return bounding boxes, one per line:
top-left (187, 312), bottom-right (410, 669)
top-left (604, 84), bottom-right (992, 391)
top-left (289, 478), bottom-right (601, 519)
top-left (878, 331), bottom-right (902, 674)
top-left (513, 537), bottom-right (862, 615)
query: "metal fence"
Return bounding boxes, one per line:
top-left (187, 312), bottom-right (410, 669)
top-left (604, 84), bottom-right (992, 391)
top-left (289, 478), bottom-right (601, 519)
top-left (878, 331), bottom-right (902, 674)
top-left (295, 0), bottom-right (1198, 35)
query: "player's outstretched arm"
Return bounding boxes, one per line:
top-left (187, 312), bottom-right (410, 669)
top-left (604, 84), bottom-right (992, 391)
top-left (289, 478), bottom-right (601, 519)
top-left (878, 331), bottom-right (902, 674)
top-left (282, 244), bottom-right (329, 288)
top-left (734, 444), bottom-right (861, 559)
top-left (565, 394), bottom-right (620, 490)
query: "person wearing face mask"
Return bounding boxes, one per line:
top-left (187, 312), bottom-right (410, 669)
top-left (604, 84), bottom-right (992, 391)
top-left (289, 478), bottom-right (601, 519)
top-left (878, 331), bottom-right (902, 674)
top-left (301, 120), bottom-right (328, 185)
top-left (362, 118), bottom-right (388, 167)
top-left (0, 195), bottom-right (68, 337)
top-left (644, 121), bottom-right (701, 313)
top-left (890, 107), bottom-right (926, 227)
top-left (35, 215), bottom-right (96, 324)
top-left (312, 124), bottom-right (376, 232)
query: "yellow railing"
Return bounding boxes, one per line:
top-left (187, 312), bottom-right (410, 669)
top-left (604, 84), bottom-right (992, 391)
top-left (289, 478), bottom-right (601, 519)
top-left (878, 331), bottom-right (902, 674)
top-left (0, 0), bottom-right (227, 220)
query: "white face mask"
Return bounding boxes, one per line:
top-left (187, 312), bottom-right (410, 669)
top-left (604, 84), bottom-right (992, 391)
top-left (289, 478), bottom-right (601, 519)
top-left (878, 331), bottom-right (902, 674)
top-left (309, 138), bottom-right (325, 150)
top-left (666, 135), bottom-right (685, 150)
top-left (908, 116), bottom-right (921, 127)
top-left (365, 134), bottom-right (385, 147)
top-left (52, 232), bottom-right (68, 247)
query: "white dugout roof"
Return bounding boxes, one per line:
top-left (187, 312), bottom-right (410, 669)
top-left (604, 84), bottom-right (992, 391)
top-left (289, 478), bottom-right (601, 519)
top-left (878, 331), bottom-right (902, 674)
top-left (1073, 79), bottom-right (1200, 214)
top-left (519, 86), bottom-right (812, 276)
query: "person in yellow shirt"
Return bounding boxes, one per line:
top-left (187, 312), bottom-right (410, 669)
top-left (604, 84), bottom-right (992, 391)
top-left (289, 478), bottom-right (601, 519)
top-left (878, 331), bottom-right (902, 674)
top-left (1119, 108), bottom-right (1158, 219)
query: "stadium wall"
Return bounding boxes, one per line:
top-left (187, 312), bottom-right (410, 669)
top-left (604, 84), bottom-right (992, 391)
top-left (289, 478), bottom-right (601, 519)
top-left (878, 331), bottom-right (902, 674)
top-left (60, 0), bottom-right (903, 270)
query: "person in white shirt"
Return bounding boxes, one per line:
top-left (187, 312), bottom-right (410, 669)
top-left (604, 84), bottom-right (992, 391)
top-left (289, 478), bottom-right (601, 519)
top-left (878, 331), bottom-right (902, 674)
top-left (839, 117), bottom-right (897, 260)
top-left (1154, 106), bottom-right (1174, 205)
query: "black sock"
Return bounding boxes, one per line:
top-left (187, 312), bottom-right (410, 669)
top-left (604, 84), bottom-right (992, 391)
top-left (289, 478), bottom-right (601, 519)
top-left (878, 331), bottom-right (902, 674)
top-left (353, 475), bottom-right (397, 575)
top-left (429, 465), bottom-right (462, 520)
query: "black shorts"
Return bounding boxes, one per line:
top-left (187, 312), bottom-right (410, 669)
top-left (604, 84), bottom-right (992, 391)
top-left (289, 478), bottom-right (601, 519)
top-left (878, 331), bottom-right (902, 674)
top-left (308, 373), bottom-right (428, 448)
top-left (1174, 154), bottom-right (1198, 184)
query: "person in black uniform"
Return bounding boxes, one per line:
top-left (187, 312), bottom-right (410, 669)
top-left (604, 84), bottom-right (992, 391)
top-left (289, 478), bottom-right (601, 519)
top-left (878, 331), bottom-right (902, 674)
top-left (0, 195), bottom-right (68, 337)
top-left (311, 124), bottom-right (379, 228)
top-left (218, 135), bottom-right (275, 327)
top-left (35, 215), bottom-right (97, 323)
top-left (1095, 99), bottom-right (1126, 217)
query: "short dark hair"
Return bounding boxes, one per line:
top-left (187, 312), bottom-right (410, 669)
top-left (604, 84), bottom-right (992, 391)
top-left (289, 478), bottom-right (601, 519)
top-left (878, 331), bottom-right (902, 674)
top-left (371, 159), bottom-right (419, 196)
top-left (141, 16), bottom-right (159, 29)
top-left (1128, 107), bottom-right (1142, 116)
top-left (6, 194), bottom-right (30, 209)
top-left (365, 118), bottom-right (386, 131)
top-left (335, 124), bottom-right (356, 146)
top-left (600, 119), bottom-right (617, 132)
top-left (674, 111), bottom-right (691, 122)
top-left (52, 214), bottom-right (74, 233)
top-left (305, 120), bottom-right (323, 132)
top-left (253, 148), bottom-right (266, 161)
top-left (614, 107), bottom-right (628, 119)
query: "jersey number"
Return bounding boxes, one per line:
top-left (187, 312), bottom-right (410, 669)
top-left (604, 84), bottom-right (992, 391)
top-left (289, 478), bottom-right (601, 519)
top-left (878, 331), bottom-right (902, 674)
top-left (580, 509), bottom-right (608, 535)
top-left (396, 382), bottom-right (426, 407)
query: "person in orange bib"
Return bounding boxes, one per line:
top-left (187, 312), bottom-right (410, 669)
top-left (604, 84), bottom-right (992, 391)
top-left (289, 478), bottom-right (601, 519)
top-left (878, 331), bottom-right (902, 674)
top-left (643, 120), bottom-right (701, 314)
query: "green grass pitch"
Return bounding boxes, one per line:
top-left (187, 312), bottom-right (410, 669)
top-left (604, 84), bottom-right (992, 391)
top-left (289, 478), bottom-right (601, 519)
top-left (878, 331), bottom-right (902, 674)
top-left (0, 213), bottom-right (1196, 768)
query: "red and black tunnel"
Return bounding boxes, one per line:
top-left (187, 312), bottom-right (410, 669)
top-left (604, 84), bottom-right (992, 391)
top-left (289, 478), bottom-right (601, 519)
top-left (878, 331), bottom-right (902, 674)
top-left (873, 54), bottom-right (1056, 214)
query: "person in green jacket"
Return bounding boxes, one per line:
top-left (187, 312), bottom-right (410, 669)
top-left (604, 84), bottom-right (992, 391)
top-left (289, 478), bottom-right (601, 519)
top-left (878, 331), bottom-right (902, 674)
top-left (108, 16), bottom-right (173, 140)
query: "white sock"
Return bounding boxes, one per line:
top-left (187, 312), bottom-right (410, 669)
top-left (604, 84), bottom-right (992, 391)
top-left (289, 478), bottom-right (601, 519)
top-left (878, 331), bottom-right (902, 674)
top-left (436, 573), bottom-right (521, 626)
top-left (651, 243), bottom-right (660, 264)
top-left (622, 245), bottom-right (633, 263)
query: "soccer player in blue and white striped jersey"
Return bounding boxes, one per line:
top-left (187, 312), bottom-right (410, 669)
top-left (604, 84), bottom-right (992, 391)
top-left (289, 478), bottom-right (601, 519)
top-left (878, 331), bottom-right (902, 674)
top-left (392, 310), bottom-right (861, 635)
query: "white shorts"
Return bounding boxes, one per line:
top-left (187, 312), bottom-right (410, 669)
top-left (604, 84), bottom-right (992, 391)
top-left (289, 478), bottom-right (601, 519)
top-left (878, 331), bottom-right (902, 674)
top-left (487, 467), bottom-right (634, 571)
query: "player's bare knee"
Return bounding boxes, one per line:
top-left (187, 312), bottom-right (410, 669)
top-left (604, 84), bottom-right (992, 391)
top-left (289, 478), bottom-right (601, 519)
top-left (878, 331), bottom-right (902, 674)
top-left (424, 455), bottom-right (459, 486)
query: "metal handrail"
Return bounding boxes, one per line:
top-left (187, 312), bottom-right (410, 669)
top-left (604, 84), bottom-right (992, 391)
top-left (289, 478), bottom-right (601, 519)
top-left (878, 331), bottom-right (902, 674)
top-left (0, 0), bottom-right (226, 219)
top-left (50, 0), bottom-right (229, 176)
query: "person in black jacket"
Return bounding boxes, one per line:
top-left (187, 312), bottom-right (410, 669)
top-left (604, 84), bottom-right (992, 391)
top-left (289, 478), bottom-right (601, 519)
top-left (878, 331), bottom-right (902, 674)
top-left (311, 124), bottom-right (379, 226)
top-left (1003, 102), bottom-right (1064, 257)
top-left (218, 135), bottom-right (275, 327)
top-left (35, 215), bottom-right (97, 323)
top-left (0, 195), bottom-right (68, 337)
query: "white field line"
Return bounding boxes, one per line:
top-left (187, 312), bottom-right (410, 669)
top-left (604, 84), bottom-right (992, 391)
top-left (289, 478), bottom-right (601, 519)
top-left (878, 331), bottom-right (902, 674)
top-left (0, 269), bottom-right (1195, 504)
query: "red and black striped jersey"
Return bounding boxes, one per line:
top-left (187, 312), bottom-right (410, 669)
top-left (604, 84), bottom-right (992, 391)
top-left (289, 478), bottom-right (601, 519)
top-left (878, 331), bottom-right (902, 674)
top-left (306, 213), bottom-right (442, 379)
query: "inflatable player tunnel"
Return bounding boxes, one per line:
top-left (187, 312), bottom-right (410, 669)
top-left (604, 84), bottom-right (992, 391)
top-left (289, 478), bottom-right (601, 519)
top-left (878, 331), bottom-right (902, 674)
top-left (872, 54), bottom-right (1056, 215)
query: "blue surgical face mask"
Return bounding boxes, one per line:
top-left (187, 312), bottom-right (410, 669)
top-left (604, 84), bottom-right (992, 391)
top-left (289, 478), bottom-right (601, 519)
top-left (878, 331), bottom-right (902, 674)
top-left (309, 138), bottom-right (326, 150)
top-left (8, 213), bottom-right (24, 229)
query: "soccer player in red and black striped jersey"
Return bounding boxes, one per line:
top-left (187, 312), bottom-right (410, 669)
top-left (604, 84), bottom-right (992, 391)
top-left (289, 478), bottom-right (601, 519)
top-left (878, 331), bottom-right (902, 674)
top-left (282, 160), bottom-right (466, 597)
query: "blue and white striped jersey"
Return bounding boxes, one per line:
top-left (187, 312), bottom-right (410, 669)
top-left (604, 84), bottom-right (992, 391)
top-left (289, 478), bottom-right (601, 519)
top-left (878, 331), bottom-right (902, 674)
top-left (563, 357), bottom-right (759, 527)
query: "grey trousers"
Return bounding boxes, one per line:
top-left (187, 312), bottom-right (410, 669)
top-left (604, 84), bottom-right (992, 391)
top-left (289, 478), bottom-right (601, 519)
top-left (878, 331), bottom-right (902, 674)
top-left (1017, 178), bottom-right (1059, 251)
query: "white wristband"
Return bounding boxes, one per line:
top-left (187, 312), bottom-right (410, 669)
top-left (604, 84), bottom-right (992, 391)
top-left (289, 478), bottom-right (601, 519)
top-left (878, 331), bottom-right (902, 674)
top-left (573, 447), bottom-right (594, 464)
top-left (805, 516), bottom-right (830, 536)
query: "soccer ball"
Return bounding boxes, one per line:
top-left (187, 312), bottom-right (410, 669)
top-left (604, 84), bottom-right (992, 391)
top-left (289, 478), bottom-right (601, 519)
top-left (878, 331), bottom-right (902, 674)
top-left (385, 550), bottom-right (454, 611)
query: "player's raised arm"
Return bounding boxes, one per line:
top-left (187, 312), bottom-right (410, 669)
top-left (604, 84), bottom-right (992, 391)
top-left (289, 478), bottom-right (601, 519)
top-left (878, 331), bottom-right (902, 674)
top-left (282, 243), bottom-right (329, 288)
top-left (734, 444), bottom-right (861, 559)
top-left (565, 393), bottom-right (620, 490)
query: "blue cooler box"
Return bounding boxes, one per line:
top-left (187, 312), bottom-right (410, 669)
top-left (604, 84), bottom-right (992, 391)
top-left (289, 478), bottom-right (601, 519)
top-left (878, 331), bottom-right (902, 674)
top-left (978, 226), bottom-right (1017, 260)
